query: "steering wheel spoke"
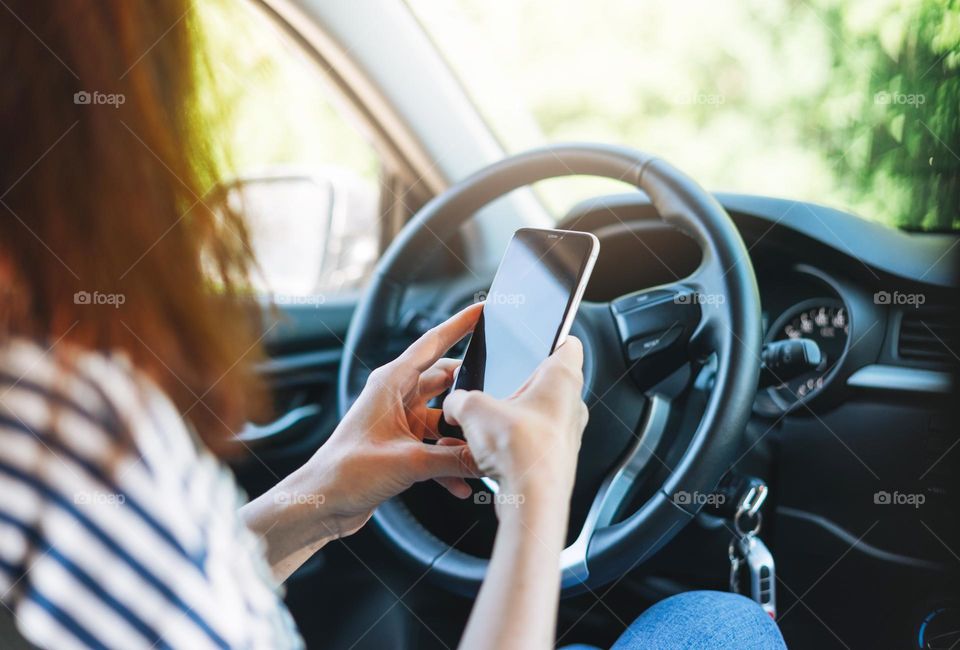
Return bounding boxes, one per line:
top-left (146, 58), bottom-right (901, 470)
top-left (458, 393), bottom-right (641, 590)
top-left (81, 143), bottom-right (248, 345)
top-left (561, 395), bottom-right (671, 586)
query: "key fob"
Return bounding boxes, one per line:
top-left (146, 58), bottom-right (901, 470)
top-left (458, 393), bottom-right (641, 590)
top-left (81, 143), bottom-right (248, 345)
top-left (743, 536), bottom-right (777, 619)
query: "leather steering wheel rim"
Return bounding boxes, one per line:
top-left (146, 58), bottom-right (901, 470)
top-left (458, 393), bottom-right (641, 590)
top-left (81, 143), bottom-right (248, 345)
top-left (338, 143), bottom-right (761, 596)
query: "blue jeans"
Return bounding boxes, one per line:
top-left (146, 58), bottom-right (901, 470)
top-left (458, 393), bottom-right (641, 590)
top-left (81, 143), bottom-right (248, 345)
top-left (564, 591), bottom-right (787, 650)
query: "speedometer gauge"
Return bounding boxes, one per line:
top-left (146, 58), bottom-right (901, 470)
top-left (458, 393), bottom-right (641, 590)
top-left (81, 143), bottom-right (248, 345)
top-left (764, 298), bottom-right (849, 409)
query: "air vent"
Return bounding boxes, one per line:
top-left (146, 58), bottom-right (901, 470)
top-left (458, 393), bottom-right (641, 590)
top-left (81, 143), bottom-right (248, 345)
top-left (898, 309), bottom-right (959, 364)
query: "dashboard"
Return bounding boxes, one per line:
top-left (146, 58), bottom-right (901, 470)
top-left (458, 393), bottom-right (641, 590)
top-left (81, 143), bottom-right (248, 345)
top-left (563, 192), bottom-right (957, 416)
top-left (401, 188), bottom-right (957, 647)
top-left (557, 191), bottom-right (959, 649)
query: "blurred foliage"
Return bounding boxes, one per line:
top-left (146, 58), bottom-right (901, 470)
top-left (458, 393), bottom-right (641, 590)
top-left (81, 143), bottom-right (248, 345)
top-left (188, 0), bottom-right (957, 231)
top-left (410, 0), bottom-right (959, 230)
top-left (191, 0), bottom-right (379, 184)
top-left (823, 0), bottom-right (959, 230)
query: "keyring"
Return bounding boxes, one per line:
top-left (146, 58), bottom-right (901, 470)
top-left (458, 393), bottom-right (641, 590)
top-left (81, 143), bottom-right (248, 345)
top-left (734, 508), bottom-right (762, 538)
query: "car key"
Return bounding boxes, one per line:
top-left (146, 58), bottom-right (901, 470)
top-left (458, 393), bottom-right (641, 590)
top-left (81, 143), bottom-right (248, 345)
top-left (741, 535), bottom-right (777, 619)
top-left (726, 477), bottom-right (776, 619)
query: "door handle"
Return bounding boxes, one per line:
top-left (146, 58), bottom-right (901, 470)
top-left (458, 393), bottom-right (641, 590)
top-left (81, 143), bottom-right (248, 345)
top-left (237, 404), bottom-right (322, 442)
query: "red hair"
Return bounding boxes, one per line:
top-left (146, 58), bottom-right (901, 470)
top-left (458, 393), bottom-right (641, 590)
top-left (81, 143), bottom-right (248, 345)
top-left (0, 1), bottom-right (266, 455)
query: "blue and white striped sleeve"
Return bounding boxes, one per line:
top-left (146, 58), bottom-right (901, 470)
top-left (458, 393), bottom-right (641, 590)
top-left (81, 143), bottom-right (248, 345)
top-left (0, 341), bottom-right (303, 650)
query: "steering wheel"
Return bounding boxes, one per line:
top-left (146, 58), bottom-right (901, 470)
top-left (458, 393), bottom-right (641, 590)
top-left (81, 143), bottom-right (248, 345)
top-left (338, 144), bottom-right (761, 595)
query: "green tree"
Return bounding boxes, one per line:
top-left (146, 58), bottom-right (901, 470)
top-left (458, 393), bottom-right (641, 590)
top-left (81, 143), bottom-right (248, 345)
top-left (820, 0), bottom-right (959, 230)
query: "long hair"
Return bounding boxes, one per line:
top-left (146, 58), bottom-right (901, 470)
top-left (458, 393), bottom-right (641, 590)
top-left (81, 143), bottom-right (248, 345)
top-left (0, 1), bottom-right (266, 455)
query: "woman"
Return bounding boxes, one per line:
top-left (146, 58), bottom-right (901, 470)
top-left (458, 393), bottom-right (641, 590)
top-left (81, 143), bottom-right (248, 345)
top-left (0, 2), bottom-right (785, 649)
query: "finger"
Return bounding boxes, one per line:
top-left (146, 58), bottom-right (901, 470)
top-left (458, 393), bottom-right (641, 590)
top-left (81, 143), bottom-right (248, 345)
top-left (414, 407), bottom-right (444, 439)
top-left (554, 336), bottom-right (585, 370)
top-left (510, 336), bottom-right (584, 400)
top-left (434, 476), bottom-right (473, 499)
top-left (442, 388), bottom-right (502, 427)
top-left (545, 336), bottom-right (584, 376)
top-left (522, 336), bottom-right (585, 399)
top-left (417, 436), bottom-right (480, 479)
top-left (399, 302), bottom-right (483, 372)
top-left (417, 358), bottom-right (462, 400)
top-left (431, 438), bottom-right (473, 498)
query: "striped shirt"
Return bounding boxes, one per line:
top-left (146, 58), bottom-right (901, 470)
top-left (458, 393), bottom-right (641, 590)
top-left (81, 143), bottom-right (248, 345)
top-left (0, 340), bottom-right (304, 649)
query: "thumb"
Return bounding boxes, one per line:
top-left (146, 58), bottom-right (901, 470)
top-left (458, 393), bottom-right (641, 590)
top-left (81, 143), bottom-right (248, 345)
top-left (521, 336), bottom-right (584, 401)
top-left (429, 438), bottom-right (475, 499)
top-left (442, 389), bottom-right (502, 427)
top-left (417, 438), bottom-right (480, 480)
top-left (509, 336), bottom-right (585, 400)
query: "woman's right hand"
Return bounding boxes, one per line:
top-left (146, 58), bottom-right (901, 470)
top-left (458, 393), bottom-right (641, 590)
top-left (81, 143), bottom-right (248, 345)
top-left (441, 337), bottom-right (589, 503)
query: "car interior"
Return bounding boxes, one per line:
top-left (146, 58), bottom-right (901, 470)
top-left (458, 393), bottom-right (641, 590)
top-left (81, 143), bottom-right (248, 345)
top-left (100, 1), bottom-right (959, 649)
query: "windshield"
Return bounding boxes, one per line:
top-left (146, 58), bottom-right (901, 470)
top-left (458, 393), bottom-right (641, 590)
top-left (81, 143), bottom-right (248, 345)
top-left (408, 0), bottom-right (959, 231)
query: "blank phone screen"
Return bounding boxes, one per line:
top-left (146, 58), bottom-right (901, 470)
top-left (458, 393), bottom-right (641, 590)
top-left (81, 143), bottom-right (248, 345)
top-left (454, 230), bottom-right (594, 399)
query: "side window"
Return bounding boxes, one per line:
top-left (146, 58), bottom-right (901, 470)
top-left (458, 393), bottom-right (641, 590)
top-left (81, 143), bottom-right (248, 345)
top-left (199, 1), bottom-right (383, 300)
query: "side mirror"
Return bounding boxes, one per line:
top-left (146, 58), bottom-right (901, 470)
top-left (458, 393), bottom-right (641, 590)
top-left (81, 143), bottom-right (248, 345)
top-left (222, 167), bottom-right (380, 297)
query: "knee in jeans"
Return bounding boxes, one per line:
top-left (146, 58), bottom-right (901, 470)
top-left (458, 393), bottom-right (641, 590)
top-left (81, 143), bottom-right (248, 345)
top-left (613, 590), bottom-right (786, 650)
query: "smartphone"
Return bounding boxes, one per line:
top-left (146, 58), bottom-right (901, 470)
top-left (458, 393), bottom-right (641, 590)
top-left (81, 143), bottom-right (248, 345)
top-left (449, 227), bottom-right (600, 403)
